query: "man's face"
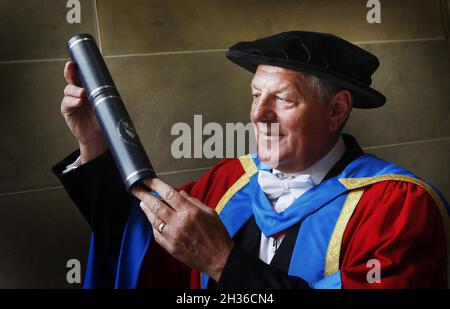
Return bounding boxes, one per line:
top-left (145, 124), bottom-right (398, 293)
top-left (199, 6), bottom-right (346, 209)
top-left (250, 65), bottom-right (334, 172)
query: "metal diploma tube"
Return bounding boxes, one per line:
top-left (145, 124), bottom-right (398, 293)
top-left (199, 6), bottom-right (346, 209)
top-left (67, 33), bottom-right (157, 191)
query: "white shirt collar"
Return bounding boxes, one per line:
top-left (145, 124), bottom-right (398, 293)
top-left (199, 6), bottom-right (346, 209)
top-left (272, 135), bottom-right (346, 185)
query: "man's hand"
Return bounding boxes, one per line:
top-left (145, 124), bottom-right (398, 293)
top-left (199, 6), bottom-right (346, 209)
top-left (61, 61), bottom-right (107, 164)
top-left (131, 178), bottom-right (234, 282)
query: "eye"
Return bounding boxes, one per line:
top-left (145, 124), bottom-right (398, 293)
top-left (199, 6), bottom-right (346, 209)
top-left (276, 96), bottom-right (286, 102)
top-left (252, 93), bottom-right (261, 99)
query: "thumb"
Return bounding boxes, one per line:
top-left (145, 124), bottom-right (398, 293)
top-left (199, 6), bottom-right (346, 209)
top-left (64, 61), bottom-right (82, 86)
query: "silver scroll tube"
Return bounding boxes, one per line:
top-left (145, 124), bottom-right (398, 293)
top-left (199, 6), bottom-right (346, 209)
top-left (68, 33), bottom-right (157, 191)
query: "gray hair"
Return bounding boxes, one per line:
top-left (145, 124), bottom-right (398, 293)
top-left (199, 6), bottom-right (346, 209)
top-left (306, 74), bottom-right (352, 131)
top-left (305, 74), bottom-right (342, 103)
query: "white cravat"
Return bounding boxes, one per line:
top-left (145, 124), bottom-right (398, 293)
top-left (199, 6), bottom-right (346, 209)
top-left (257, 135), bottom-right (346, 264)
top-left (258, 171), bottom-right (314, 213)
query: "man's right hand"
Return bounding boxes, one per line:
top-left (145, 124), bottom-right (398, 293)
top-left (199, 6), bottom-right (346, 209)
top-left (61, 61), bottom-right (107, 165)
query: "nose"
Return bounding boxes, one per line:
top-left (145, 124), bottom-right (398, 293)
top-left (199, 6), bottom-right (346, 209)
top-left (250, 95), bottom-right (277, 124)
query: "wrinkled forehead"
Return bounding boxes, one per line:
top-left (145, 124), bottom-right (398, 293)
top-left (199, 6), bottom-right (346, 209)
top-left (251, 64), bottom-right (308, 91)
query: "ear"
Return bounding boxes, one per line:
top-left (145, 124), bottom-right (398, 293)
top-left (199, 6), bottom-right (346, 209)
top-left (328, 90), bottom-right (352, 132)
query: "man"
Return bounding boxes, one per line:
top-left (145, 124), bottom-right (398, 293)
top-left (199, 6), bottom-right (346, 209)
top-left (54, 31), bottom-right (450, 288)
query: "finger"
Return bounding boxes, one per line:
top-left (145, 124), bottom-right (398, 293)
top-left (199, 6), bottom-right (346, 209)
top-left (131, 186), bottom-right (159, 206)
top-left (139, 194), bottom-right (175, 224)
top-left (132, 186), bottom-right (176, 220)
top-left (180, 190), bottom-right (213, 213)
top-left (61, 96), bottom-right (83, 115)
top-left (139, 201), bottom-right (168, 235)
top-left (142, 178), bottom-right (187, 211)
top-left (64, 61), bottom-right (82, 86)
top-left (64, 84), bottom-right (85, 98)
top-left (149, 224), bottom-right (173, 254)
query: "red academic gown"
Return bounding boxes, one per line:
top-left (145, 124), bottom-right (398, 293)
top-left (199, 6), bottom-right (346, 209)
top-left (138, 157), bottom-right (448, 289)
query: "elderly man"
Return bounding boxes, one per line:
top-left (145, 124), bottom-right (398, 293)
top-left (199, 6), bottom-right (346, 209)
top-left (54, 31), bottom-right (449, 289)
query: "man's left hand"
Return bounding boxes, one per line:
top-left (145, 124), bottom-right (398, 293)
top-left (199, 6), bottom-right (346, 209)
top-left (131, 178), bottom-right (234, 282)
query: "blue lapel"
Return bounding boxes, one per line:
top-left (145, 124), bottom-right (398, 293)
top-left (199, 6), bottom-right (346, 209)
top-left (115, 199), bottom-right (152, 288)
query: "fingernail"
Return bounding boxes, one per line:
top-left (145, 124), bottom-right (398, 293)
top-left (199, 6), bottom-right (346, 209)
top-left (139, 201), bottom-right (145, 209)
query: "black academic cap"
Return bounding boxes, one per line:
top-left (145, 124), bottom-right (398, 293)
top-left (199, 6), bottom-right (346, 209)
top-left (226, 31), bottom-right (386, 108)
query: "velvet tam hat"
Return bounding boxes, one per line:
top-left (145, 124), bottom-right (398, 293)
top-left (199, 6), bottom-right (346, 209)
top-left (226, 31), bottom-right (386, 108)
